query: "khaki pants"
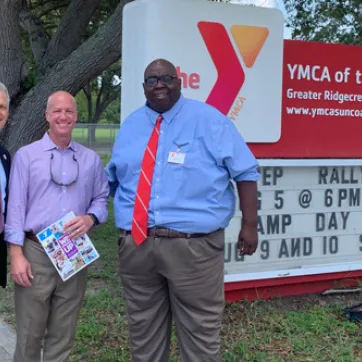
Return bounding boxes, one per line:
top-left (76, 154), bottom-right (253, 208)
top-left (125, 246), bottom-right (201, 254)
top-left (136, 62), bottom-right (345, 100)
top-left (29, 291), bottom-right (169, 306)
top-left (13, 238), bottom-right (88, 362)
top-left (118, 229), bottom-right (225, 362)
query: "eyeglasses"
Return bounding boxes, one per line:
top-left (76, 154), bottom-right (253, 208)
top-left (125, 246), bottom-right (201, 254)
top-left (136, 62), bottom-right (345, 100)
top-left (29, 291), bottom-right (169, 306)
top-left (144, 75), bottom-right (178, 87)
top-left (50, 153), bottom-right (79, 187)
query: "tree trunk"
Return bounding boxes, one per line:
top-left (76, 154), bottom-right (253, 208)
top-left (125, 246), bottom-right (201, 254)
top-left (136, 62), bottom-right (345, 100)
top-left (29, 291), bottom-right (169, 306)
top-left (20, 3), bottom-right (49, 65)
top-left (0, 1), bottom-right (23, 100)
top-left (88, 122), bottom-right (97, 146)
top-left (1, 0), bottom-right (133, 154)
top-left (39, 0), bottom-right (101, 74)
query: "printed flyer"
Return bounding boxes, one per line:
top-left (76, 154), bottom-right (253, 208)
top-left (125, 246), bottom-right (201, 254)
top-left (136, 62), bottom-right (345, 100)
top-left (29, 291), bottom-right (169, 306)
top-left (36, 211), bottom-right (99, 281)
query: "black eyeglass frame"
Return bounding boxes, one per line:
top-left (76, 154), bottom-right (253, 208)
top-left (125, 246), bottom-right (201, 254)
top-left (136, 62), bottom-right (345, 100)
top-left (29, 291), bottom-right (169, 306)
top-left (144, 75), bottom-right (178, 87)
top-left (49, 152), bottom-right (79, 187)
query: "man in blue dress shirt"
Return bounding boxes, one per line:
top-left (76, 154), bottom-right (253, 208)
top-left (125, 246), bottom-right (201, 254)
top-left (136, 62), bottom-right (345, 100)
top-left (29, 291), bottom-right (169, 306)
top-left (106, 59), bottom-right (260, 362)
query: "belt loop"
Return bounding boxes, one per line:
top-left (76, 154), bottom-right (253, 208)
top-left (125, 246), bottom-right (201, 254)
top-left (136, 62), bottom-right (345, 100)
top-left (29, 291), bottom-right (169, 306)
top-left (151, 228), bottom-right (157, 237)
top-left (119, 228), bottom-right (128, 237)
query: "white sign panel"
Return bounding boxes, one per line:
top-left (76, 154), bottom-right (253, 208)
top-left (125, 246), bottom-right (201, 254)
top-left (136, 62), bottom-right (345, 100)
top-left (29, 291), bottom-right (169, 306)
top-left (122, 0), bottom-right (284, 142)
top-left (225, 165), bottom-right (362, 282)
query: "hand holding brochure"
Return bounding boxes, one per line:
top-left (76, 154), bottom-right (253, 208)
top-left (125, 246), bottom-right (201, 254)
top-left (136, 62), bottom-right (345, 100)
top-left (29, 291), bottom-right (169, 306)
top-left (36, 211), bottom-right (99, 281)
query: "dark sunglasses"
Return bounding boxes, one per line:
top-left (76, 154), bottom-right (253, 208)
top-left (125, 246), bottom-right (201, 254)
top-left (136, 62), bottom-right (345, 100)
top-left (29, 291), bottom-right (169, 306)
top-left (144, 75), bottom-right (178, 87)
top-left (50, 153), bottom-right (79, 187)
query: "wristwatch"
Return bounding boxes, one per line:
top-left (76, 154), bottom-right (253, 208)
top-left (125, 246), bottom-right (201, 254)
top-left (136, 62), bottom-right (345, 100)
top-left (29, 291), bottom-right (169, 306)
top-left (87, 213), bottom-right (99, 227)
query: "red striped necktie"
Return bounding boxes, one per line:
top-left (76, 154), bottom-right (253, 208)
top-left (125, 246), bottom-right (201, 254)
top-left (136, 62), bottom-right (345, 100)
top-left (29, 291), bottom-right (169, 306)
top-left (132, 115), bottom-right (163, 245)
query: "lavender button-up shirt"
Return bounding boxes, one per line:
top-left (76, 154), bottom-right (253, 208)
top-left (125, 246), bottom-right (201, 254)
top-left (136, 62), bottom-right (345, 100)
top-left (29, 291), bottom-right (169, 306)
top-left (5, 133), bottom-right (109, 246)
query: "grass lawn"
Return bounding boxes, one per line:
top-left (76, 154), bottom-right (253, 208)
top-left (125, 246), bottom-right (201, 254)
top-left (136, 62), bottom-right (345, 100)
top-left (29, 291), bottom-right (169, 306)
top-left (1, 155), bottom-right (362, 360)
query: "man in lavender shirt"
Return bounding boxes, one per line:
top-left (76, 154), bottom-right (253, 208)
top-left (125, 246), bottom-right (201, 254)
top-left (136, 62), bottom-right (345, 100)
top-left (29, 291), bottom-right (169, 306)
top-left (5, 91), bottom-right (109, 362)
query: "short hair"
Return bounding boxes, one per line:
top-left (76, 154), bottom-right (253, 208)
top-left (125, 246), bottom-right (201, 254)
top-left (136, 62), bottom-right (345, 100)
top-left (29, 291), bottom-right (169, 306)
top-left (0, 82), bottom-right (10, 107)
top-left (46, 91), bottom-right (77, 111)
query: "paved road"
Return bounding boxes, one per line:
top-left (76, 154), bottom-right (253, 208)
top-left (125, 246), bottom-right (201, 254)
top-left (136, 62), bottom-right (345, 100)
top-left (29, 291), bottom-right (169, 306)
top-left (0, 319), bottom-right (15, 362)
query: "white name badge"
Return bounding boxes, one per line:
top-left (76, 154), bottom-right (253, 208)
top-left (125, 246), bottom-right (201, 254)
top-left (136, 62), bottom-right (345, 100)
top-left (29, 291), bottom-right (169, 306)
top-left (168, 151), bottom-right (186, 165)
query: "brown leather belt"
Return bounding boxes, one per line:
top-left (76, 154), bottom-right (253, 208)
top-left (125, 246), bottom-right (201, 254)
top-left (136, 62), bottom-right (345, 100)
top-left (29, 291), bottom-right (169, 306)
top-left (119, 227), bottom-right (219, 239)
top-left (25, 232), bottom-right (39, 243)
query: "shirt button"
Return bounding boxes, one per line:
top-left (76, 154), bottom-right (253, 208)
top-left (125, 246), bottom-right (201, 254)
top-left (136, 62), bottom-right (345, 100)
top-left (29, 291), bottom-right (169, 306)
top-left (156, 211), bottom-right (159, 215)
top-left (156, 178), bottom-right (160, 182)
top-left (157, 161), bottom-right (161, 165)
top-left (62, 208), bottom-right (66, 212)
top-left (156, 195), bottom-right (159, 199)
top-left (62, 189), bottom-right (66, 193)
top-left (160, 130), bottom-right (164, 134)
top-left (62, 172), bottom-right (66, 176)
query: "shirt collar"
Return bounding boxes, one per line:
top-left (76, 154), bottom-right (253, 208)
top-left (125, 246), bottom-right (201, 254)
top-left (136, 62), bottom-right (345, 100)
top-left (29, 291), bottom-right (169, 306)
top-left (145, 94), bottom-right (186, 125)
top-left (42, 132), bottom-right (78, 152)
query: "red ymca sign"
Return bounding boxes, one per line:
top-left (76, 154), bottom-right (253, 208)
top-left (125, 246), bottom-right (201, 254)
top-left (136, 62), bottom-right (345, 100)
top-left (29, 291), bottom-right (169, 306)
top-left (250, 39), bottom-right (362, 158)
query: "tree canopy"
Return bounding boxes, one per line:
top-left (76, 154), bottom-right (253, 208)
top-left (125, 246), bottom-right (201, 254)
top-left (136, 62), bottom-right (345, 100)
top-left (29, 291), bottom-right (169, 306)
top-left (284, 0), bottom-right (362, 45)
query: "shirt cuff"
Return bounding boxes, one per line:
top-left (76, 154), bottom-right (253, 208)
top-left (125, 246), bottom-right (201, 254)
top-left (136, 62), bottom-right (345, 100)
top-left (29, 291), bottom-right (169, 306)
top-left (4, 225), bottom-right (25, 246)
top-left (87, 206), bottom-right (108, 225)
top-left (234, 169), bottom-right (260, 182)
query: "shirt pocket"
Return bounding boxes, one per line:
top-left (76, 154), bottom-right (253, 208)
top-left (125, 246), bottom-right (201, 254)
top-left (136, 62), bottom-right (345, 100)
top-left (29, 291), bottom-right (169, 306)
top-left (165, 139), bottom-right (194, 180)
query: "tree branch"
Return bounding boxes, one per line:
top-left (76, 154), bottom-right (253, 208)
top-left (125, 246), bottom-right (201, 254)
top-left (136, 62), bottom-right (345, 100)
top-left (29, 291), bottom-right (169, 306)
top-left (82, 83), bottom-right (91, 99)
top-left (39, 0), bottom-right (101, 74)
top-left (51, 0), bottom-right (131, 93)
top-left (20, 1), bottom-right (49, 66)
top-left (83, 83), bottom-right (93, 120)
top-left (95, 81), bottom-right (104, 113)
top-left (37, 1), bottom-right (69, 18)
top-left (102, 90), bottom-right (120, 110)
top-left (93, 92), bottom-right (119, 122)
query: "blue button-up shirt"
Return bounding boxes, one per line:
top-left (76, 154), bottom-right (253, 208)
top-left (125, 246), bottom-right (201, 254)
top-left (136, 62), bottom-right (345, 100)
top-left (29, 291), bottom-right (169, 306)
top-left (106, 95), bottom-right (259, 233)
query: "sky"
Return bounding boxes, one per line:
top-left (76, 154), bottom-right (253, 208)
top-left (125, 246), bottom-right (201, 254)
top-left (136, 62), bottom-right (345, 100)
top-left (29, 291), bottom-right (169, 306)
top-left (229, 0), bottom-right (292, 39)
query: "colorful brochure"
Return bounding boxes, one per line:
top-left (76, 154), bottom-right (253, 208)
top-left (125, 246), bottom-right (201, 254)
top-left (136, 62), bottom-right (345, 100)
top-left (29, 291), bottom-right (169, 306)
top-left (36, 211), bottom-right (99, 281)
